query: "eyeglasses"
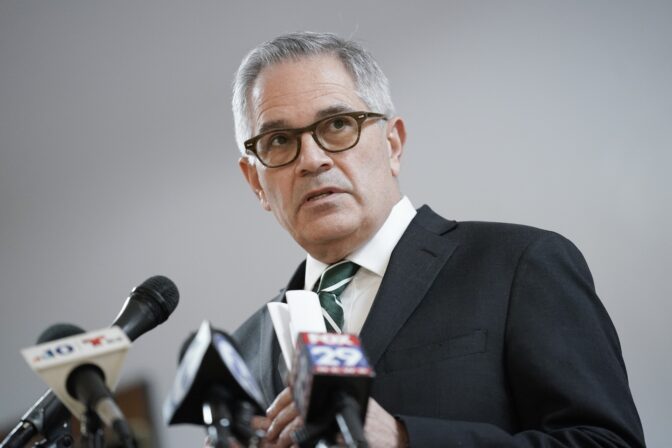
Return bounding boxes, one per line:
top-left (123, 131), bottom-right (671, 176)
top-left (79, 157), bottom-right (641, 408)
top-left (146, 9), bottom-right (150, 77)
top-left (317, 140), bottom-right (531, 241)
top-left (244, 111), bottom-right (387, 168)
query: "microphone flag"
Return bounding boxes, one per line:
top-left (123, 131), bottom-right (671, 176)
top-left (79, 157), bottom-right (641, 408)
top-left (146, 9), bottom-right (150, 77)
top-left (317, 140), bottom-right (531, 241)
top-left (20, 327), bottom-right (130, 421)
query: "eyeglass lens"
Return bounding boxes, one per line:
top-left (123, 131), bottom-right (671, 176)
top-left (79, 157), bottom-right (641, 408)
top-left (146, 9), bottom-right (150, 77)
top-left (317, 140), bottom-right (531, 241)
top-left (256, 115), bottom-right (360, 167)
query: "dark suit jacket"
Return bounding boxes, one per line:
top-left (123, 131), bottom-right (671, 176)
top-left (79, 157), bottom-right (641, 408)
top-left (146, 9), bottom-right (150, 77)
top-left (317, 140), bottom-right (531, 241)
top-left (234, 205), bottom-right (645, 447)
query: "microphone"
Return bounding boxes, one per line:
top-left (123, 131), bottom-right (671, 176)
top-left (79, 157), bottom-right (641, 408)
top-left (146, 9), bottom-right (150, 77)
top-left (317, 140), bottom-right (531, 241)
top-left (163, 321), bottom-right (266, 447)
top-left (22, 324), bottom-right (135, 447)
top-left (0, 324), bottom-right (82, 448)
top-left (111, 275), bottom-right (179, 341)
top-left (290, 332), bottom-right (375, 448)
top-left (1, 275), bottom-right (179, 448)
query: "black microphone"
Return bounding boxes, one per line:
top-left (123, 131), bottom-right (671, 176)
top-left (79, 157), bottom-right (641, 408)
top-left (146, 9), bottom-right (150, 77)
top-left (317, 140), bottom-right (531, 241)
top-left (111, 275), bottom-right (179, 341)
top-left (290, 332), bottom-right (375, 448)
top-left (1, 276), bottom-right (179, 448)
top-left (164, 322), bottom-right (266, 447)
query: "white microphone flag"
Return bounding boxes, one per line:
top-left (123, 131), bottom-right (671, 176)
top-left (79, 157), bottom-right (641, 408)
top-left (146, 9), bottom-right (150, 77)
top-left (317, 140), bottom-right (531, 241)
top-left (21, 327), bottom-right (130, 419)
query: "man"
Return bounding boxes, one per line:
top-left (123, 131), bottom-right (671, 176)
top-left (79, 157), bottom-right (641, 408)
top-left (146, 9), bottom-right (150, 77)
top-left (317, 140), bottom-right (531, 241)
top-left (231, 32), bottom-right (645, 447)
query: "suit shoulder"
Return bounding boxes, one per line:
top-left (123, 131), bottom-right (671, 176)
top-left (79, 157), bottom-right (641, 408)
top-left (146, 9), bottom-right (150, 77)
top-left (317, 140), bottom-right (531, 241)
top-left (446, 220), bottom-right (588, 269)
top-left (456, 220), bottom-right (551, 236)
top-left (416, 206), bottom-right (569, 247)
top-left (455, 220), bottom-right (572, 247)
top-left (415, 206), bottom-right (581, 259)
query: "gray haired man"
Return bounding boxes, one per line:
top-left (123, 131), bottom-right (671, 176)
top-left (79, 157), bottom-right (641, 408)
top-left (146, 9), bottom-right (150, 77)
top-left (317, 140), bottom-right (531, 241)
top-left (231, 32), bottom-right (644, 447)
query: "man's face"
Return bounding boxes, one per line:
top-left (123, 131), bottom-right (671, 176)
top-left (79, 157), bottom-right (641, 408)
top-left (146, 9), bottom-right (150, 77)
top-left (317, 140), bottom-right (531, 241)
top-left (239, 55), bottom-right (405, 263)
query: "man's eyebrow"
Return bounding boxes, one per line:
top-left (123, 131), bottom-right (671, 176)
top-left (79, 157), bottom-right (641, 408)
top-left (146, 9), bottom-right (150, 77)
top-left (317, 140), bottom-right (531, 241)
top-left (258, 119), bottom-right (288, 134)
top-left (314, 105), bottom-right (355, 119)
top-left (257, 105), bottom-right (356, 134)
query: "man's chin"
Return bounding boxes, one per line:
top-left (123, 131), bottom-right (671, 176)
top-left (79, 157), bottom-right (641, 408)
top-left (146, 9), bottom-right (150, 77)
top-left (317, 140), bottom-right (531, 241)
top-left (295, 218), bottom-right (363, 257)
top-left (302, 222), bottom-right (357, 243)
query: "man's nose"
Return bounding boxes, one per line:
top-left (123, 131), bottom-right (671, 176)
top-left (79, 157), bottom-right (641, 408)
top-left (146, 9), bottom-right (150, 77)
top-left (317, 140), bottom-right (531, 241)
top-left (295, 131), bottom-right (334, 175)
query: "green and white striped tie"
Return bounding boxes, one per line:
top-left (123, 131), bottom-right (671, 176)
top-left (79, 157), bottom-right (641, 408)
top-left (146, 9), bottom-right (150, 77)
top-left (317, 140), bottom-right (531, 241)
top-left (314, 261), bottom-right (360, 333)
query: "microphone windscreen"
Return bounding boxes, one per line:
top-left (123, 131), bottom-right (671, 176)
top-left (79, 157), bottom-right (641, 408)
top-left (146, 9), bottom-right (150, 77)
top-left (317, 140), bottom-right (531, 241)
top-left (134, 275), bottom-right (179, 318)
top-left (37, 323), bottom-right (85, 344)
top-left (112, 275), bottom-right (180, 342)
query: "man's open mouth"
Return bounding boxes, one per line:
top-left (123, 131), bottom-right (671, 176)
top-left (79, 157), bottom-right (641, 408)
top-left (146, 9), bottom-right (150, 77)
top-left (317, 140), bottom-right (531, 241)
top-left (307, 191), bottom-right (334, 202)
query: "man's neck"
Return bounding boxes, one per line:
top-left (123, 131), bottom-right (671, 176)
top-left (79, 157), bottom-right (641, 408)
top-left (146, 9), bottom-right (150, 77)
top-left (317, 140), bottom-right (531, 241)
top-left (314, 218), bottom-right (391, 263)
top-left (307, 227), bottom-right (383, 264)
top-left (305, 195), bottom-right (407, 264)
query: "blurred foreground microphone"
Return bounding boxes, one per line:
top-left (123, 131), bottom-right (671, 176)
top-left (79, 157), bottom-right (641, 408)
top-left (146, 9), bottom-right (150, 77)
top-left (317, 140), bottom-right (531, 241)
top-left (1, 275), bottom-right (179, 448)
top-left (21, 324), bottom-right (134, 447)
top-left (164, 321), bottom-right (266, 447)
top-left (1, 324), bottom-right (82, 448)
top-left (290, 332), bottom-right (375, 448)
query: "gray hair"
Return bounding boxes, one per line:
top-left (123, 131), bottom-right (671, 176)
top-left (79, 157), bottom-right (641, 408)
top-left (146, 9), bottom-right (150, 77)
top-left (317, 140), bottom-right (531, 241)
top-left (232, 31), bottom-right (395, 155)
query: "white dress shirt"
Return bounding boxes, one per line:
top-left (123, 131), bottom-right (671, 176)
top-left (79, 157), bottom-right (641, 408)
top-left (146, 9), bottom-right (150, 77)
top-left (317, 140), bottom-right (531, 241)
top-left (304, 196), bottom-right (417, 335)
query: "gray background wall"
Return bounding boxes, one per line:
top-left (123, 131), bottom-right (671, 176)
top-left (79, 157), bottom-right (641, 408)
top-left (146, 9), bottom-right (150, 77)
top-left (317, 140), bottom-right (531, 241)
top-left (1, 1), bottom-right (669, 446)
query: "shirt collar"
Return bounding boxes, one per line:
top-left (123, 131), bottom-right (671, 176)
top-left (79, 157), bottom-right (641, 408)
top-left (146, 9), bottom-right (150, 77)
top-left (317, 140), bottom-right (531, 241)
top-left (304, 196), bottom-right (417, 289)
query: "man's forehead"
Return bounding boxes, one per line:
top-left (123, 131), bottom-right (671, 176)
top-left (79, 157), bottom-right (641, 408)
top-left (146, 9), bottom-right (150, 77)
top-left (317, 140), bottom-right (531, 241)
top-left (248, 55), bottom-right (366, 131)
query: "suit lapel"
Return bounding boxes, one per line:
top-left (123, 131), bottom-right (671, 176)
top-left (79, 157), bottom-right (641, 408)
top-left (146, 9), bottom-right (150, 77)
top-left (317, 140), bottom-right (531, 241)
top-left (257, 261), bottom-right (306, 404)
top-left (359, 205), bottom-right (458, 367)
top-left (257, 307), bottom-right (277, 405)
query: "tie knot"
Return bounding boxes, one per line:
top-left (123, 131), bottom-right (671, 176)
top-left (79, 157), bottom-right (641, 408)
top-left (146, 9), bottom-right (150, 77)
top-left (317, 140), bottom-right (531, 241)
top-left (314, 261), bottom-right (359, 333)
top-left (315, 261), bottom-right (360, 294)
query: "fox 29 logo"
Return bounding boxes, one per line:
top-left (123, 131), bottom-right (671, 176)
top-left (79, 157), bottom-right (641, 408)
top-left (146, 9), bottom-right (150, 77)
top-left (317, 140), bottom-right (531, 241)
top-left (307, 343), bottom-right (368, 369)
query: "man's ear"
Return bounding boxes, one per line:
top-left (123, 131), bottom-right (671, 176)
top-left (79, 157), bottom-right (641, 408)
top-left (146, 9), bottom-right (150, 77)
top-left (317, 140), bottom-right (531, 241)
top-left (239, 157), bottom-right (271, 211)
top-left (386, 117), bottom-right (406, 177)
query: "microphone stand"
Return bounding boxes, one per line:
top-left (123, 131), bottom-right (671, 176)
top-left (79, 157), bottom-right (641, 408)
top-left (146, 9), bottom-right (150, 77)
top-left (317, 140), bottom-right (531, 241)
top-left (231, 401), bottom-right (264, 448)
top-left (33, 418), bottom-right (74, 448)
top-left (1, 390), bottom-right (73, 448)
top-left (203, 399), bottom-right (234, 448)
top-left (202, 385), bottom-right (269, 448)
top-left (293, 392), bottom-right (368, 448)
top-left (80, 411), bottom-right (105, 448)
top-left (333, 394), bottom-right (367, 448)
